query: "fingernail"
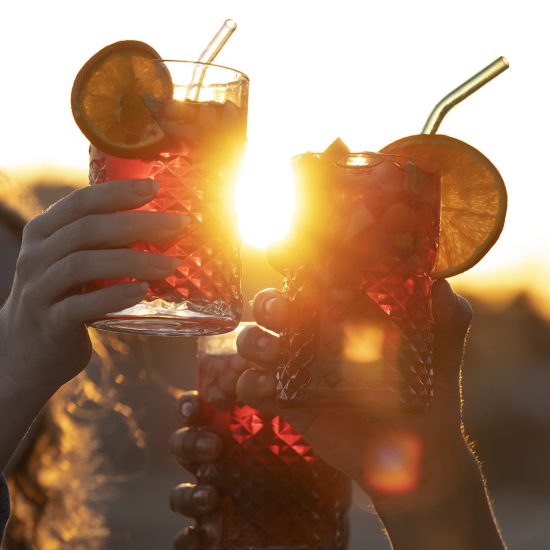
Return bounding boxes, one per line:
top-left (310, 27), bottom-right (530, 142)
top-left (196, 435), bottom-right (218, 455)
top-left (255, 336), bottom-right (270, 352)
top-left (124, 282), bottom-right (148, 297)
top-left (162, 214), bottom-right (190, 230)
top-left (180, 400), bottom-right (195, 420)
top-left (132, 179), bottom-right (159, 196)
top-left (192, 488), bottom-right (212, 509)
top-left (149, 255), bottom-right (182, 270)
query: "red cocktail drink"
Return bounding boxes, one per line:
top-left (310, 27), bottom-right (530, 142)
top-left (194, 327), bottom-right (351, 549)
top-left (277, 152), bottom-right (440, 413)
top-left (87, 61), bottom-right (248, 336)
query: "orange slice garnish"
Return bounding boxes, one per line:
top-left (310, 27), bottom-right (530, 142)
top-left (381, 134), bottom-right (507, 278)
top-left (71, 40), bottom-right (172, 158)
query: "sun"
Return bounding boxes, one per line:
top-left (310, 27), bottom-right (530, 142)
top-left (234, 147), bottom-right (295, 249)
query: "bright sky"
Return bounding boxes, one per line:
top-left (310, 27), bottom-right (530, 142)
top-left (1, 0), bottom-right (549, 309)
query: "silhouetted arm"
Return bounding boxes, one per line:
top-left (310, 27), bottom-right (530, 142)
top-left (372, 443), bottom-right (506, 550)
top-left (0, 473), bottom-right (10, 544)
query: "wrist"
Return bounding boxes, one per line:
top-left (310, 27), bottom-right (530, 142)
top-left (369, 440), bottom-right (505, 550)
top-left (369, 436), bottom-right (475, 514)
top-left (0, 339), bottom-right (59, 406)
top-left (0, 355), bottom-right (59, 404)
top-left (0, 307), bottom-right (61, 399)
top-left (0, 342), bottom-right (58, 473)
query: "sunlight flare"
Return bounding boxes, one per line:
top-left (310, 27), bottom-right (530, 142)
top-left (235, 148), bottom-right (295, 249)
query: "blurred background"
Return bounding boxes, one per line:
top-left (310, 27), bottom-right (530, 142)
top-left (1, 0), bottom-right (549, 548)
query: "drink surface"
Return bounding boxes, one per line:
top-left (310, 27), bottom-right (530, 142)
top-left (277, 153), bottom-right (440, 412)
top-left (195, 352), bottom-right (351, 549)
top-left (88, 98), bottom-right (246, 336)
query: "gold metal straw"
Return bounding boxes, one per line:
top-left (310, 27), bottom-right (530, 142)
top-left (422, 56), bottom-right (509, 134)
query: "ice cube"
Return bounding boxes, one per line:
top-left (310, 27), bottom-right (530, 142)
top-left (344, 203), bottom-right (375, 241)
top-left (406, 162), bottom-right (431, 196)
top-left (323, 137), bottom-right (350, 164)
top-left (381, 202), bottom-right (416, 233)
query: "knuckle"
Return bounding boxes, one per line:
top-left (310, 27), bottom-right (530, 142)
top-left (238, 325), bottom-right (279, 360)
top-left (170, 484), bottom-right (217, 517)
top-left (170, 483), bottom-right (194, 510)
top-left (15, 250), bottom-right (34, 280)
top-left (118, 212), bottom-right (140, 237)
top-left (237, 323), bottom-right (258, 345)
top-left (63, 251), bottom-right (86, 279)
top-left (169, 427), bottom-right (190, 455)
top-left (98, 179), bottom-right (132, 205)
top-left (63, 222), bottom-right (86, 250)
top-left (50, 299), bottom-right (72, 329)
top-left (22, 216), bottom-right (41, 241)
top-left (251, 288), bottom-right (283, 322)
top-left (67, 186), bottom-right (101, 218)
top-left (170, 428), bottom-right (220, 463)
top-left (68, 217), bottom-right (92, 248)
top-left (118, 248), bottom-right (140, 270)
top-left (20, 279), bottom-right (40, 306)
top-left (66, 188), bottom-right (85, 214)
top-left (253, 288), bottom-right (281, 304)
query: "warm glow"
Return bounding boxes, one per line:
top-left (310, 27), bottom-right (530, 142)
top-left (235, 145), bottom-right (295, 248)
top-left (0, 0), bottom-right (548, 304)
top-left (454, 259), bottom-right (550, 318)
top-left (365, 431), bottom-right (423, 494)
top-left (343, 322), bottom-right (385, 364)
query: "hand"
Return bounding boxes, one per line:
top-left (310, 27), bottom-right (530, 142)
top-left (168, 391), bottom-right (222, 550)
top-left (236, 280), bottom-right (470, 495)
top-left (168, 354), bottom-right (257, 549)
top-left (0, 179), bottom-right (187, 393)
top-left (235, 279), bottom-right (506, 549)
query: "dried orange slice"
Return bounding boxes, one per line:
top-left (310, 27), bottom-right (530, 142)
top-left (71, 40), bottom-right (172, 158)
top-left (381, 134), bottom-right (507, 278)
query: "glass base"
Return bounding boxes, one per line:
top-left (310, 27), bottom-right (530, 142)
top-left (88, 298), bottom-right (238, 337)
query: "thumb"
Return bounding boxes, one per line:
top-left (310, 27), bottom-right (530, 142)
top-left (432, 279), bottom-right (473, 385)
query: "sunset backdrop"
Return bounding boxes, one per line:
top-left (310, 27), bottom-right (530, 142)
top-left (1, 0), bottom-right (548, 312)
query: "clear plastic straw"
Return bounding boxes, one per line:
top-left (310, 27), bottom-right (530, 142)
top-left (198, 19), bottom-right (237, 63)
top-left (187, 19), bottom-right (237, 101)
top-left (422, 57), bottom-right (509, 134)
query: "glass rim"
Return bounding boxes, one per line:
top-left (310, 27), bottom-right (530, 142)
top-left (150, 58), bottom-right (250, 83)
top-left (292, 151), bottom-right (440, 172)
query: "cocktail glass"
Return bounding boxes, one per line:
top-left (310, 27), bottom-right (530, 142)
top-left (194, 324), bottom-right (351, 548)
top-left (277, 152), bottom-right (440, 413)
top-left (88, 60), bottom-right (248, 336)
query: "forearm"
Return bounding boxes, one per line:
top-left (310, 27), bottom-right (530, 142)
top-left (371, 443), bottom-right (506, 550)
top-left (0, 357), bottom-right (57, 472)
